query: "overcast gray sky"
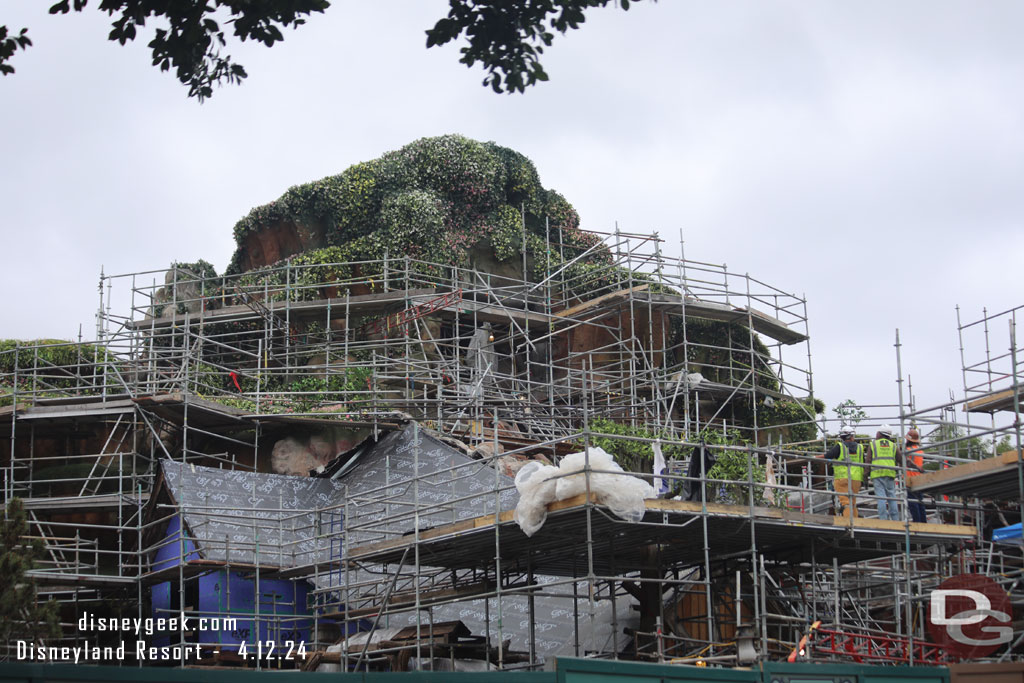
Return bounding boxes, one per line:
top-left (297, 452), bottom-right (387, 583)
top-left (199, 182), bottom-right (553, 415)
top-left (2, 1), bottom-right (1022, 430)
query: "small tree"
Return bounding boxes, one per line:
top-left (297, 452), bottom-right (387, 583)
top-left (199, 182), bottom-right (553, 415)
top-left (0, 498), bottom-right (60, 657)
top-left (832, 399), bottom-right (867, 430)
top-left (928, 422), bottom-right (992, 462)
top-left (993, 434), bottom-right (1014, 456)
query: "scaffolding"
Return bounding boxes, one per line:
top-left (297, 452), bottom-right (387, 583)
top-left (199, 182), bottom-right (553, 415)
top-left (0, 229), bottom-right (1017, 669)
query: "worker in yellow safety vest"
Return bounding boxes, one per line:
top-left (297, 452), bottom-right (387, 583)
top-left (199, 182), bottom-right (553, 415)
top-left (824, 425), bottom-right (864, 518)
top-left (866, 425), bottom-right (903, 521)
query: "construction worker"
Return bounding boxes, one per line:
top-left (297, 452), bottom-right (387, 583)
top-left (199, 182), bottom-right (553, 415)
top-left (904, 428), bottom-right (928, 522)
top-left (866, 425), bottom-right (903, 521)
top-left (825, 425), bottom-right (864, 517)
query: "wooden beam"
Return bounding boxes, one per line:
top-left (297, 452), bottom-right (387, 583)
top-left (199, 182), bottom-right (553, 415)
top-left (909, 451), bottom-right (1021, 490)
top-left (965, 388), bottom-right (1024, 413)
top-left (554, 285), bottom-right (650, 319)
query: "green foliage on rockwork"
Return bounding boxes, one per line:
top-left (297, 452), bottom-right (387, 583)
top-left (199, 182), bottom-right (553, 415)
top-left (191, 362), bottom-right (378, 416)
top-left (151, 260), bottom-right (223, 317)
top-left (707, 451), bottom-right (766, 505)
top-left (288, 366), bottom-right (374, 413)
top-left (667, 319), bottom-right (823, 443)
top-left (757, 396), bottom-right (825, 443)
top-left (0, 340), bottom-right (107, 406)
top-left (0, 339), bottom-right (103, 375)
top-left (226, 134), bottom-right (605, 276)
top-left (29, 461), bottom-right (146, 496)
top-left (677, 319), bottom-right (777, 391)
top-left (172, 259), bottom-right (217, 281)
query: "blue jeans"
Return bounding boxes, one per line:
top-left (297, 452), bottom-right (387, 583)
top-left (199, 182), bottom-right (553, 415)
top-left (907, 491), bottom-right (927, 523)
top-left (873, 477), bottom-right (899, 520)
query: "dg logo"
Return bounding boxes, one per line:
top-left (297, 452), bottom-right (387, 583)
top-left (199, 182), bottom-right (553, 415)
top-left (927, 573), bottom-right (1013, 658)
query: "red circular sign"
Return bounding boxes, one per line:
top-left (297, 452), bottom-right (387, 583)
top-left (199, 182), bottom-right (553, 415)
top-left (926, 573), bottom-right (1013, 659)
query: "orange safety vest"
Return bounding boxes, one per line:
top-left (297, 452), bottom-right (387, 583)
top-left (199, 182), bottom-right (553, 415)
top-left (906, 445), bottom-right (924, 477)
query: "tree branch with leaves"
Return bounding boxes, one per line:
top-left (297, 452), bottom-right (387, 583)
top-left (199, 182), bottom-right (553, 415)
top-left (426, 0), bottom-right (646, 94)
top-left (3, 0), bottom-right (650, 99)
top-left (0, 498), bottom-right (61, 657)
top-left (3, 0), bottom-right (329, 100)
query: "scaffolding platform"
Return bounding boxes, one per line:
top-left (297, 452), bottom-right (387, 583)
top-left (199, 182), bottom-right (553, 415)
top-left (27, 571), bottom-right (138, 586)
top-left (21, 492), bottom-right (149, 510)
top-left (132, 393), bottom-right (253, 429)
top-left (128, 284), bottom-right (807, 345)
top-left (908, 451), bottom-right (1024, 500)
top-left (638, 293), bottom-right (809, 345)
top-left (132, 392), bottom-right (398, 431)
top-left (964, 387), bottom-right (1024, 413)
top-left (140, 558), bottom-right (285, 584)
top-left (347, 494), bottom-right (975, 576)
top-left (551, 286), bottom-right (808, 345)
top-left (127, 288), bottom-right (439, 329)
top-left (4, 397), bottom-right (135, 422)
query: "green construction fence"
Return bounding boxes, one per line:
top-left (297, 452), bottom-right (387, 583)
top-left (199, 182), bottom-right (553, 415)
top-left (0, 658), bottom-right (952, 683)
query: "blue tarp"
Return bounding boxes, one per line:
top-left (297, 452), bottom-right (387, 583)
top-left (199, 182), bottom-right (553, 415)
top-left (993, 522), bottom-right (1023, 545)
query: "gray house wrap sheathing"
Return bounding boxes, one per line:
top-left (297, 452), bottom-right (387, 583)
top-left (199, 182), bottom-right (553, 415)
top-left (317, 424), bottom-right (518, 539)
top-left (158, 424), bottom-right (516, 564)
top-left (157, 423), bottom-right (630, 658)
top-left (159, 459), bottom-right (346, 568)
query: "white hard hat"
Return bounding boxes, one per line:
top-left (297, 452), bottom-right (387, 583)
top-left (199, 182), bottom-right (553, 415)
top-left (878, 424), bottom-right (894, 437)
top-left (839, 425), bottom-right (855, 437)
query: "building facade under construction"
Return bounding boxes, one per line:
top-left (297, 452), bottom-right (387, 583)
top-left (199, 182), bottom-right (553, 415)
top-left (1, 228), bottom-right (1020, 671)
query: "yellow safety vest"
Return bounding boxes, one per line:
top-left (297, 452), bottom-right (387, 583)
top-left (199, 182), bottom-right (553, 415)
top-left (833, 441), bottom-right (865, 481)
top-left (870, 438), bottom-right (897, 479)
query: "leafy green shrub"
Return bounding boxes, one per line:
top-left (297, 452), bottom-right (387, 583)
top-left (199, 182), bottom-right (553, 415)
top-left (584, 417), bottom-right (686, 473)
top-left (583, 422), bottom-right (771, 504)
top-left (699, 428), bottom-right (767, 505)
top-left (707, 449), bottom-right (766, 505)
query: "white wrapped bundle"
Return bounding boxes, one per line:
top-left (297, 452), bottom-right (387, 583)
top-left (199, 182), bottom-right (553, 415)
top-left (513, 460), bottom-right (561, 537)
top-left (513, 447), bottom-right (654, 536)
